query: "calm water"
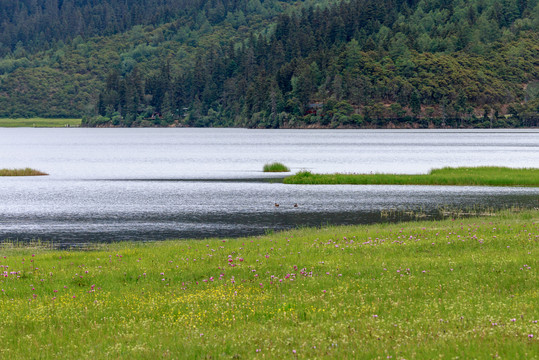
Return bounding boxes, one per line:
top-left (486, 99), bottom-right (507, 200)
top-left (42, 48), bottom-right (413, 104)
top-left (0, 128), bottom-right (537, 246)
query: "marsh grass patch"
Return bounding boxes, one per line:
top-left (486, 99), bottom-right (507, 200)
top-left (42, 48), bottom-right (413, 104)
top-left (263, 162), bottom-right (290, 172)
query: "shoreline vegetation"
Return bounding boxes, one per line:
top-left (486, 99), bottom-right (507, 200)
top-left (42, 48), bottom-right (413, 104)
top-left (0, 210), bottom-right (537, 358)
top-left (263, 162), bottom-right (290, 172)
top-left (284, 167), bottom-right (539, 187)
top-left (0, 118), bottom-right (81, 127)
top-left (0, 168), bottom-right (48, 176)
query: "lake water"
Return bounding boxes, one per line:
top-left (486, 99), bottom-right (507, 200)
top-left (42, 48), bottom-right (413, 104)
top-left (0, 128), bottom-right (537, 246)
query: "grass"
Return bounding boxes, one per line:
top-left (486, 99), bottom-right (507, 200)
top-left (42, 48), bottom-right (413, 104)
top-left (263, 162), bottom-right (290, 172)
top-left (0, 210), bottom-right (538, 359)
top-left (284, 166), bottom-right (539, 187)
top-left (0, 168), bottom-right (48, 176)
top-left (0, 118), bottom-right (81, 127)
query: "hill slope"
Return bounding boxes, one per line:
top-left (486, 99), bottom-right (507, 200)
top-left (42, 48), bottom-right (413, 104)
top-left (1, 0), bottom-right (538, 128)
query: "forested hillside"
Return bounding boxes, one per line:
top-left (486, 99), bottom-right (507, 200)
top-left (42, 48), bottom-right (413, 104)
top-left (1, 0), bottom-right (538, 127)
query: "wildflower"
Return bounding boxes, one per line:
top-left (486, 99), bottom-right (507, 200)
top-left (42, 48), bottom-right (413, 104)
top-left (529, 334), bottom-right (534, 339)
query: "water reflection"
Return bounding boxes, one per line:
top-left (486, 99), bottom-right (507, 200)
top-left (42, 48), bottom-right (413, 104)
top-left (0, 128), bottom-right (537, 246)
top-left (1, 179), bottom-right (537, 247)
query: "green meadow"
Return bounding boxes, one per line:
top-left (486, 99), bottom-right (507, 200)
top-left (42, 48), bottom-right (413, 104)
top-left (284, 167), bottom-right (539, 187)
top-left (0, 210), bottom-right (538, 359)
top-left (0, 118), bottom-right (81, 127)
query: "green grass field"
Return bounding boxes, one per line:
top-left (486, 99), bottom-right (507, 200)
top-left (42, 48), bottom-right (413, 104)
top-left (284, 167), bottom-right (539, 187)
top-left (0, 210), bottom-right (538, 359)
top-left (0, 118), bottom-right (81, 127)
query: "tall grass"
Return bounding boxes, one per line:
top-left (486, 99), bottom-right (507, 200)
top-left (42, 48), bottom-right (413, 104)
top-left (263, 162), bottom-right (290, 172)
top-left (0, 210), bottom-right (537, 358)
top-left (0, 168), bottom-right (47, 176)
top-left (0, 118), bottom-right (81, 127)
top-left (284, 166), bottom-right (539, 187)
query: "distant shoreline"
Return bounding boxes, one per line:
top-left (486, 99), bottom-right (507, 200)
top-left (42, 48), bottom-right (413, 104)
top-left (2, 117), bottom-right (538, 129)
top-left (0, 118), bottom-right (81, 127)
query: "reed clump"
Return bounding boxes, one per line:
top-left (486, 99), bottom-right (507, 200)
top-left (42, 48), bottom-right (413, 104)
top-left (263, 162), bottom-right (290, 172)
top-left (0, 168), bottom-right (48, 176)
top-left (284, 166), bottom-right (539, 187)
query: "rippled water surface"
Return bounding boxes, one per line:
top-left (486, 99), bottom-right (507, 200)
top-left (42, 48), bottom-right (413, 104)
top-left (0, 128), bottom-right (537, 246)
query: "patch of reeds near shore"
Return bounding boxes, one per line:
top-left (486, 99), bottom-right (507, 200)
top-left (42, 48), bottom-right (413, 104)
top-left (0, 209), bottom-right (537, 359)
top-left (284, 166), bottom-right (539, 187)
top-left (0, 168), bottom-right (48, 176)
top-left (263, 162), bottom-right (290, 172)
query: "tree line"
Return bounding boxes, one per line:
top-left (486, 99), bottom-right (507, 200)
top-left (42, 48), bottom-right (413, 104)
top-left (89, 0), bottom-right (539, 128)
top-left (0, 0), bottom-right (537, 127)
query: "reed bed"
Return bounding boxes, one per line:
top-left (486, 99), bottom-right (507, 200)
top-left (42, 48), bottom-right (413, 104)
top-left (284, 166), bottom-right (539, 187)
top-left (0, 168), bottom-right (48, 176)
top-left (0, 210), bottom-right (537, 359)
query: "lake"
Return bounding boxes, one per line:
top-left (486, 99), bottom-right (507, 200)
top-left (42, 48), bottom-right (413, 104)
top-left (0, 128), bottom-right (537, 246)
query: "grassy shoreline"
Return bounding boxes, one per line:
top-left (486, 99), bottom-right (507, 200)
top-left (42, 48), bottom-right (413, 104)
top-left (0, 168), bottom-right (48, 176)
top-left (284, 166), bottom-right (539, 187)
top-left (0, 118), bottom-right (81, 127)
top-left (1, 210), bottom-right (538, 358)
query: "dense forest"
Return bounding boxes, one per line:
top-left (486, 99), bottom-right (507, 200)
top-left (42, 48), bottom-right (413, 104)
top-left (0, 0), bottom-right (538, 127)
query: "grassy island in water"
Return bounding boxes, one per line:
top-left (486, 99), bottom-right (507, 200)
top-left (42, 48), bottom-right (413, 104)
top-left (284, 167), bottom-right (539, 187)
top-left (263, 162), bottom-right (290, 172)
top-left (0, 210), bottom-right (538, 359)
top-left (0, 168), bottom-right (47, 176)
